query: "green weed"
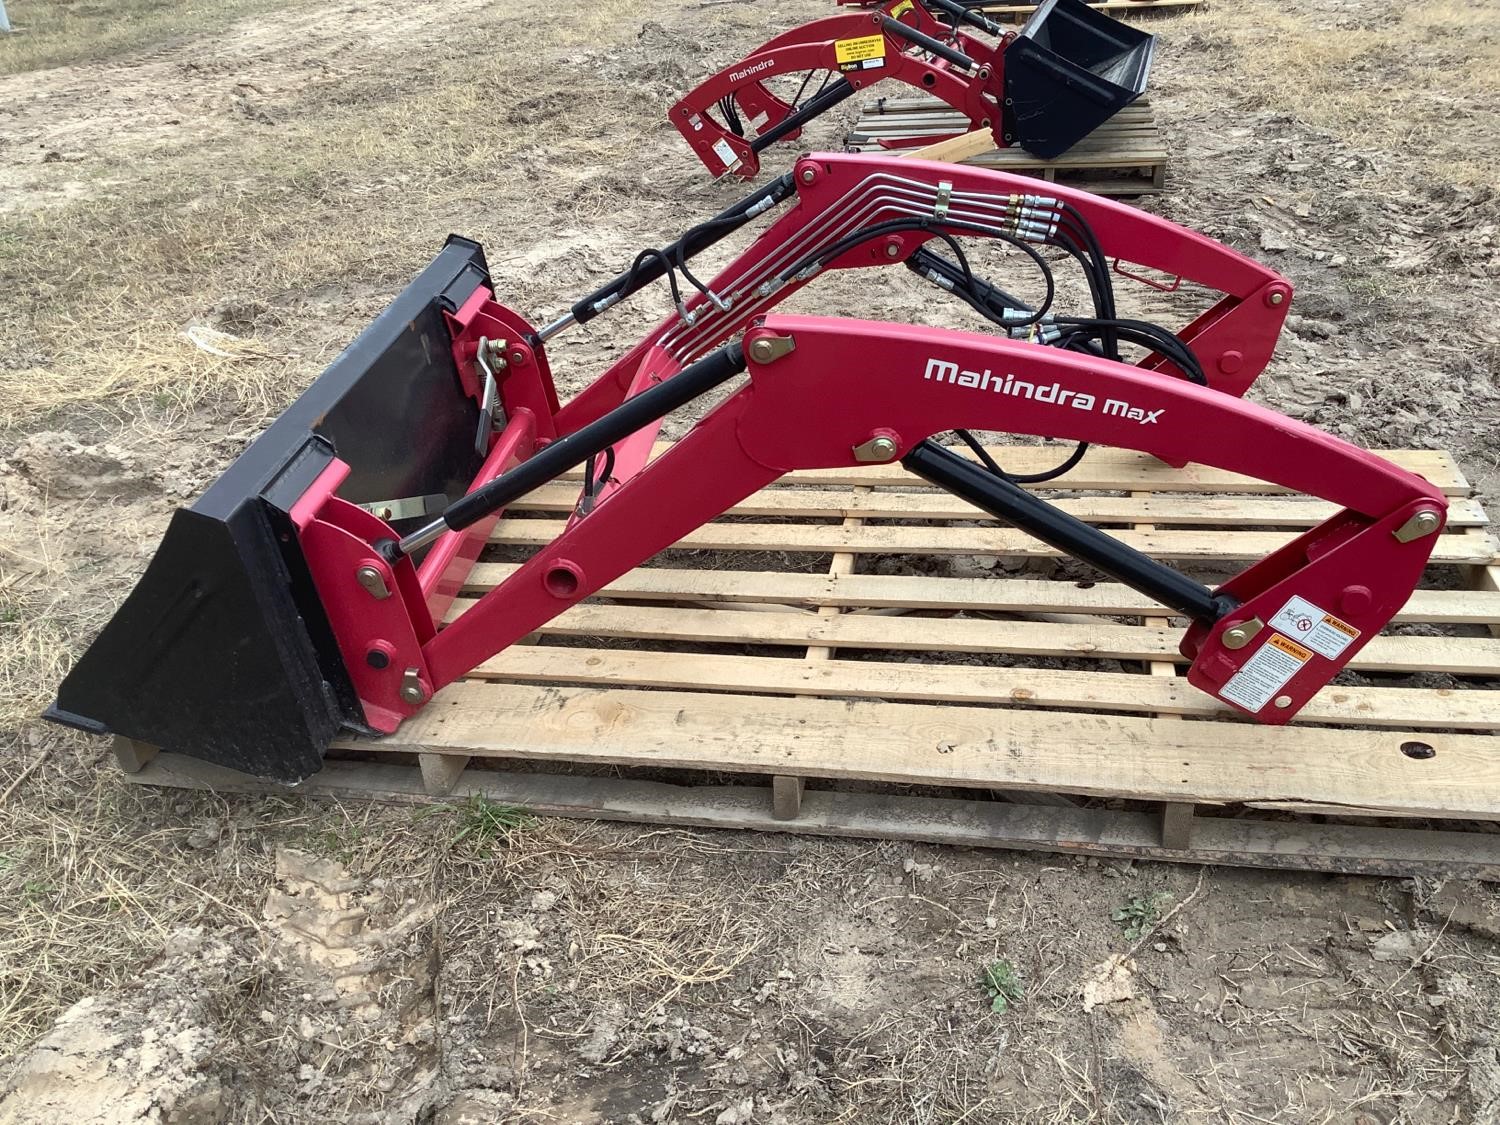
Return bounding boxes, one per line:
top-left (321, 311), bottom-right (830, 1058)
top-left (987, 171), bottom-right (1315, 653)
top-left (1113, 893), bottom-right (1173, 941)
top-left (979, 959), bottom-right (1023, 1013)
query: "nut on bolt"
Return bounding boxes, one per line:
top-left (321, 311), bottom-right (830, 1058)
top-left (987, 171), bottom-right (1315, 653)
top-left (1392, 509), bottom-right (1442, 543)
top-left (1221, 617), bottom-right (1263, 650)
top-left (800, 167), bottom-right (817, 185)
top-left (747, 334), bottom-right (796, 364)
top-left (399, 668), bottom-right (428, 706)
top-left (356, 564), bottom-right (391, 600)
top-left (853, 435), bottom-right (899, 462)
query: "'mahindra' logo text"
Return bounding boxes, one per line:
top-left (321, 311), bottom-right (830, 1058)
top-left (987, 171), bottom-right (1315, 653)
top-left (729, 58), bottom-right (776, 82)
top-left (922, 359), bottom-right (1162, 424)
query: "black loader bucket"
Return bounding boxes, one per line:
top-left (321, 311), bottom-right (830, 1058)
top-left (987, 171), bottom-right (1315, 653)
top-left (46, 237), bottom-right (494, 781)
top-left (1001, 0), bottom-right (1155, 160)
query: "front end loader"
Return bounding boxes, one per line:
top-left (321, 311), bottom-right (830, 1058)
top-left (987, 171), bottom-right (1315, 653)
top-left (49, 155), bottom-right (1447, 782)
top-left (671, 0), bottom-right (1154, 179)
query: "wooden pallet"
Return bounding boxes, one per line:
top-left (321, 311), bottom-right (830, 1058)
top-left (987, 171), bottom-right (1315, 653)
top-left (847, 99), bottom-right (1168, 195)
top-left (123, 445), bottom-right (1500, 879)
top-left (977, 0), bottom-right (1202, 21)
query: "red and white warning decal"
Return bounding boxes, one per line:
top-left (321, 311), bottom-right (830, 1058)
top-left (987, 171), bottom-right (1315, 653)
top-left (1267, 594), bottom-right (1360, 660)
top-left (1219, 633), bottom-right (1313, 713)
top-left (711, 137), bottom-right (742, 174)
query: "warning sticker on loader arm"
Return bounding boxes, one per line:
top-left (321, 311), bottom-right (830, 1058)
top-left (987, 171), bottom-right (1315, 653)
top-left (1267, 594), bottom-right (1360, 660)
top-left (1218, 632), bottom-right (1313, 713)
top-left (836, 34), bottom-right (887, 72)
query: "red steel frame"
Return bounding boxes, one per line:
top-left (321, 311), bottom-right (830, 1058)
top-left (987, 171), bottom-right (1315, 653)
top-left (283, 153), bottom-right (1444, 742)
top-left (671, 0), bottom-right (1008, 179)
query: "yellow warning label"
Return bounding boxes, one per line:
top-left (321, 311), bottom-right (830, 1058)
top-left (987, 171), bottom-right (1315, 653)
top-left (1322, 614), bottom-right (1359, 639)
top-left (890, 0), bottom-right (916, 17)
top-left (835, 34), bottom-right (887, 68)
top-left (1268, 634), bottom-right (1313, 662)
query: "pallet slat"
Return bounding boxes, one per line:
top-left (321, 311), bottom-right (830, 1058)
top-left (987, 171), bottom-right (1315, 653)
top-left (465, 565), bottom-right (1500, 626)
top-left (126, 757), bottom-right (1500, 881)
top-left (559, 446), bottom-right (1471, 495)
top-left (492, 518), bottom-right (1499, 566)
top-left (126, 762), bottom-right (1500, 888)
top-left (509, 483), bottom-right (1490, 528)
top-left (344, 681), bottom-right (1500, 820)
top-left (451, 601), bottom-right (1500, 676)
top-left (470, 646), bottom-right (1500, 731)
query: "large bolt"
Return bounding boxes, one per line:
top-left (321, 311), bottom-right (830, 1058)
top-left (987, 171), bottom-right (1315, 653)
top-left (884, 241), bottom-right (901, 258)
top-left (1268, 291), bottom-right (1286, 307)
top-left (800, 167), bottom-right (817, 185)
top-left (749, 338), bottom-right (776, 364)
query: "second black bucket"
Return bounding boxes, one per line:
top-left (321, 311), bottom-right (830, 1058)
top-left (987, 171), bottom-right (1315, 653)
top-left (1001, 0), bottom-right (1155, 160)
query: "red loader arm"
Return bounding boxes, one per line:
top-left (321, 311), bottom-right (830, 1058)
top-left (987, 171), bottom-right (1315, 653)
top-left (671, 0), bottom-right (1005, 179)
top-left (421, 316), bottom-right (1446, 727)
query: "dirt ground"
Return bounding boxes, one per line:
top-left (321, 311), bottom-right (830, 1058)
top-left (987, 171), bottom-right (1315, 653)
top-left (2, 0), bottom-right (1499, 1121)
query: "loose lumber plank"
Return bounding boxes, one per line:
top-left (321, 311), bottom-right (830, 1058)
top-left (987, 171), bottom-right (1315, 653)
top-left (492, 518), bottom-right (1499, 566)
top-left (126, 756), bottom-right (1500, 881)
top-left (506, 483), bottom-right (1490, 528)
top-left (450, 602), bottom-right (1500, 676)
top-left (903, 127), bottom-right (996, 164)
top-left (338, 681), bottom-right (1500, 820)
top-left (464, 564), bottom-right (1500, 626)
top-left (467, 646), bottom-right (1500, 731)
top-left (559, 445), bottom-right (1471, 495)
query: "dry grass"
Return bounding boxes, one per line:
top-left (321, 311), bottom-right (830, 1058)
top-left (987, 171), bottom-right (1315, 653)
top-left (1184, 0), bottom-right (1500, 185)
top-left (0, 0), bottom-right (299, 76)
top-left (0, 43), bottom-right (648, 434)
top-left (0, 768), bottom-right (258, 1050)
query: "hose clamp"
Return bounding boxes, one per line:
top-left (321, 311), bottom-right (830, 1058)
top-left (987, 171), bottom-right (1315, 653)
top-left (933, 180), bottom-right (953, 222)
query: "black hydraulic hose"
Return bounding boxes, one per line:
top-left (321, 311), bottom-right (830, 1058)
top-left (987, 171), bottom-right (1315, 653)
top-left (750, 77), bottom-right (858, 153)
top-left (569, 177), bottom-right (795, 325)
top-left (397, 342), bottom-right (747, 552)
top-left (902, 440), bottom-right (1236, 626)
top-left (881, 16), bottom-right (976, 71)
top-left (906, 248), bottom-right (1026, 311)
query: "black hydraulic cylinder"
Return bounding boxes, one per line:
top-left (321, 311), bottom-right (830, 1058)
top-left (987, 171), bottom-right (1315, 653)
top-left (751, 78), bottom-right (859, 153)
top-left (570, 177), bottom-right (795, 325)
top-left (430, 342), bottom-right (748, 539)
top-left (881, 16), bottom-right (976, 71)
top-left (924, 0), bottom-right (1005, 37)
top-left (902, 439), bottom-right (1232, 626)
